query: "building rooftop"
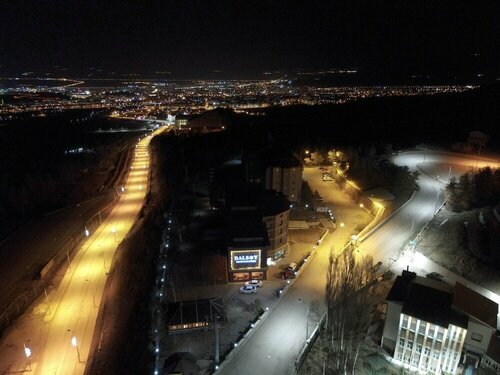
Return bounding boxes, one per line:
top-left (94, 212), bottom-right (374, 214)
top-left (387, 270), bottom-right (468, 329)
top-left (402, 283), bottom-right (468, 329)
top-left (246, 145), bottom-right (302, 169)
top-left (226, 209), bottom-right (270, 248)
top-left (226, 185), bottom-right (290, 217)
top-left (363, 187), bottom-right (395, 202)
top-left (453, 282), bottom-right (498, 328)
top-left (166, 297), bottom-right (226, 332)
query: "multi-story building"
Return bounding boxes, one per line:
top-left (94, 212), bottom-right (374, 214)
top-left (226, 209), bottom-right (269, 282)
top-left (187, 108), bottom-right (230, 131)
top-left (481, 335), bottom-right (500, 374)
top-left (245, 146), bottom-right (303, 202)
top-left (226, 186), bottom-right (290, 260)
top-left (381, 271), bottom-right (498, 374)
top-left (174, 114), bottom-right (190, 127)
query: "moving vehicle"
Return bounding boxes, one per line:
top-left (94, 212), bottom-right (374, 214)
top-left (245, 279), bottom-right (263, 288)
top-left (239, 285), bottom-right (257, 294)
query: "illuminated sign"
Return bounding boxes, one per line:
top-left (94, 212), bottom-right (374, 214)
top-left (230, 250), bottom-right (261, 270)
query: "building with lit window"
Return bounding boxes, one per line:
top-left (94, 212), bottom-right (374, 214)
top-left (481, 334), bottom-right (500, 374)
top-left (175, 114), bottom-right (190, 127)
top-left (225, 185), bottom-right (290, 260)
top-left (245, 146), bottom-right (303, 202)
top-left (226, 209), bottom-right (269, 282)
top-left (381, 271), bottom-right (498, 374)
top-left (166, 297), bottom-right (226, 335)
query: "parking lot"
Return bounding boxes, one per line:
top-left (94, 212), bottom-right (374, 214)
top-left (161, 226), bottom-right (326, 369)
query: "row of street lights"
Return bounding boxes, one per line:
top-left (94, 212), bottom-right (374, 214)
top-left (153, 214), bottom-right (173, 375)
top-left (22, 331), bottom-right (81, 371)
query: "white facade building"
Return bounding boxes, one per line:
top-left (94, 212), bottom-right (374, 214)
top-left (381, 271), bottom-right (498, 375)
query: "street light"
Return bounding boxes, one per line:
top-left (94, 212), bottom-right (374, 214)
top-left (351, 235), bottom-right (358, 248)
top-left (84, 227), bottom-right (90, 237)
top-left (68, 330), bottom-right (81, 363)
top-left (112, 227), bottom-right (117, 242)
top-left (24, 341), bottom-right (32, 371)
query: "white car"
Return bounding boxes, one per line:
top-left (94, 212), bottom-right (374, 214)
top-left (245, 279), bottom-right (263, 288)
top-left (239, 285), bottom-right (257, 294)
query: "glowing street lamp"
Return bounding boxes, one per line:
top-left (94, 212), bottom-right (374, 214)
top-left (69, 331), bottom-right (81, 363)
top-left (351, 235), bottom-right (359, 252)
top-left (84, 227), bottom-right (90, 237)
top-left (112, 227), bottom-right (117, 242)
top-left (24, 341), bottom-right (32, 370)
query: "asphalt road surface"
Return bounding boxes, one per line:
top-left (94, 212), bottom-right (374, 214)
top-left (0, 128), bottom-right (164, 375)
top-left (0, 195), bottom-right (110, 315)
top-left (218, 150), bottom-right (500, 375)
top-left (218, 168), bottom-right (369, 375)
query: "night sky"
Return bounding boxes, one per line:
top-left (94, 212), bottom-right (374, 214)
top-left (1, 0), bottom-right (499, 81)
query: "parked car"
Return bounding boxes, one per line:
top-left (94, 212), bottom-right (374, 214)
top-left (245, 279), bottom-right (263, 288)
top-left (239, 285), bottom-right (257, 294)
top-left (282, 269), bottom-right (295, 280)
top-left (287, 262), bottom-right (298, 272)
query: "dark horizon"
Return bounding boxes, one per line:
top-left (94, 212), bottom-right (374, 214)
top-left (1, 1), bottom-right (499, 84)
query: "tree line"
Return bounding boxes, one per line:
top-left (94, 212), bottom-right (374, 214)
top-left (445, 167), bottom-right (500, 211)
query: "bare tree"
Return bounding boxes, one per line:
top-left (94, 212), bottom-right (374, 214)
top-left (324, 246), bottom-right (376, 374)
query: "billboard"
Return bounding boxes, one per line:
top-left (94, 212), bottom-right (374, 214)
top-left (230, 249), bottom-right (261, 270)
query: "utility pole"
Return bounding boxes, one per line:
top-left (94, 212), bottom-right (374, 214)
top-left (214, 320), bottom-right (220, 368)
top-left (434, 188), bottom-right (440, 216)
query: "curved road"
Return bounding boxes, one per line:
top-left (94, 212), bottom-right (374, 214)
top-left (0, 127), bottom-right (166, 374)
top-left (218, 150), bottom-right (499, 375)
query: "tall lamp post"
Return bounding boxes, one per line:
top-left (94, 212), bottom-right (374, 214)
top-left (68, 330), bottom-right (81, 363)
top-left (24, 341), bottom-right (32, 371)
top-left (351, 235), bottom-right (358, 250)
top-left (111, 227), bottom-right (117, 243)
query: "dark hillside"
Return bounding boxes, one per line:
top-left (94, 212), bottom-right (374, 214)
top-left (247, 84), bottom-right (500, 150)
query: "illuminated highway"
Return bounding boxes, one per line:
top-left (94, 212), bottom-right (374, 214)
top-left (0, 127), bottom-right (165, 374)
